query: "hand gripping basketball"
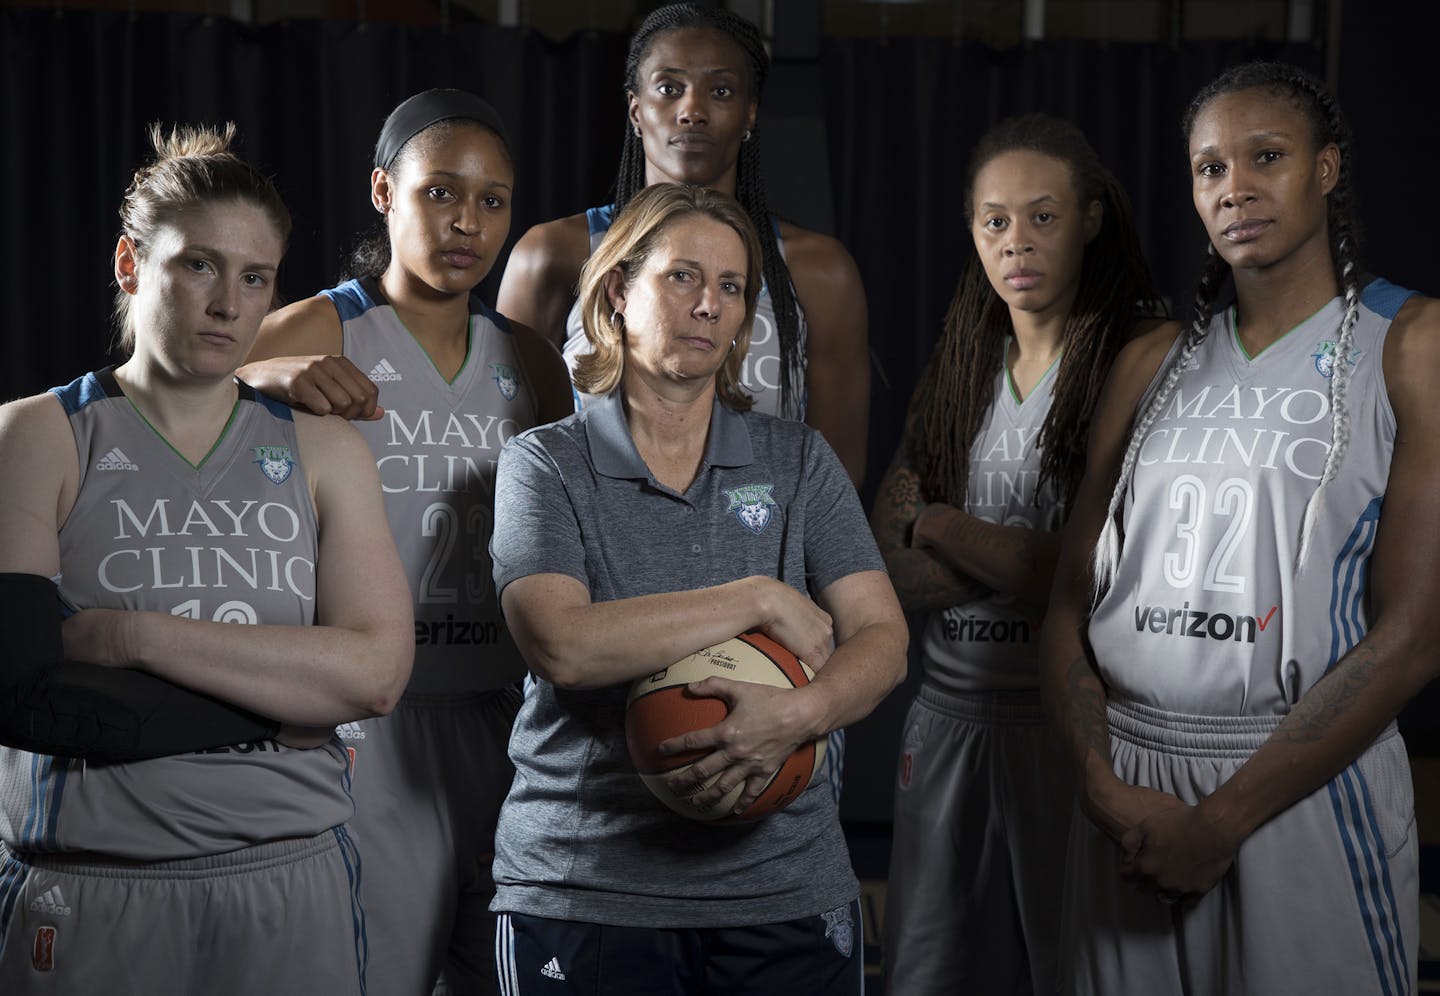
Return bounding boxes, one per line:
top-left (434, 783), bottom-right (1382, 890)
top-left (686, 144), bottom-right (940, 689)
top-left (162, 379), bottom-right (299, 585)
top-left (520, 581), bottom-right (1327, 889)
top-left (625, 632), bottom-right (827, 822)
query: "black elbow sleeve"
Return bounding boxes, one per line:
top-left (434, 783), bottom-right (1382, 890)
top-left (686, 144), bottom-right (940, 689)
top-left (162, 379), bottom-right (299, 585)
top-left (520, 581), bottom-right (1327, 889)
top-left (0, 573), bottom-right (281, 761)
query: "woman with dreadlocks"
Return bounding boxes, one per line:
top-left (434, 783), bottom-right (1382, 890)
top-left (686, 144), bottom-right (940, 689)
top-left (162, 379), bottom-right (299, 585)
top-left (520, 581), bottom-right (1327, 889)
top-left (1041, 61), bottom-right (1439, 994)
top-left (870, 114), bottom-right (1168, 994)
top-left (497, 1), bottom-right (869, 488)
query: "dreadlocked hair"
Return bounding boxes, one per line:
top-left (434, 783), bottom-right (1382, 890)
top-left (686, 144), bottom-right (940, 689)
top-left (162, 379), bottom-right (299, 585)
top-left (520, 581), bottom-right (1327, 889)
top-left (115, 122), bottom-right (291, 354)
top-left (1094, 61), bottom-right (1362, 591)
top-left (613, 3), bottom-right (805, 419)
top-left (907, 113), bottom-right (1165, 516)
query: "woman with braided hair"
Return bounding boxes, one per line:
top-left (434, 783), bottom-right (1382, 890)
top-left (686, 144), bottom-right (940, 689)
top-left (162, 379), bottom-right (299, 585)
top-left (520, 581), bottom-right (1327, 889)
top-left (1041, 61), bottom-right (1440, 993)
top-left (870, 114), bottom-right (1169, 994)
top-left (497, 1), bottom-right (869, 488)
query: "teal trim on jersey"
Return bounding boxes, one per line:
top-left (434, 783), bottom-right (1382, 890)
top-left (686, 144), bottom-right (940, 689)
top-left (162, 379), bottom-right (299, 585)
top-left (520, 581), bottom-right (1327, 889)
top-left (322, 279), bottom-right (379, 323)
top-left (1003, 335), bottom-right (1061, 404)
top-left (1360, 278), bottom-right (1418, 320)
top-left (125, 394), bottom-right (242, 470)
top-left (245, 381), bottom-right (297, 422)
top-left (333, 824), bottom-right (370, 996)
top-left (1323, 495), bottom-right (1408, 994)
top-left (0, 854), bottom-right (26, 962)
top-left (336, 275), bottom-right (486, 385)
top-left (18, 753), bottom-right (68, 851)
top-left (50, 370), bottom-right (107, 415)
top-left (1229, 298), bottom-right (1336, 361)
top-left (1328, 766), bottom-right (1410, 996)
top-left (1326, 496), bottom-right (1383, 671)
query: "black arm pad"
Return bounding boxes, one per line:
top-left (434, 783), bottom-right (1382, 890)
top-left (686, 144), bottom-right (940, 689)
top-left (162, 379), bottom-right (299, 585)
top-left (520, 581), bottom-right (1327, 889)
top-left (0, 573), bottom-right (282, 761)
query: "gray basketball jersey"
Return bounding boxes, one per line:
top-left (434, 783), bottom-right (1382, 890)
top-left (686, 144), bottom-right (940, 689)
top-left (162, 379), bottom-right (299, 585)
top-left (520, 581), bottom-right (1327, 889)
top-left (324, 278), bottom-right (533, 695)
top-left (920, 356), bottom-right (1064, 693)
top-left (0, 369), bottom-right (353, 861)
top-left (1089, 280), bottom-right (1417, 716)
top-left (562, 204), bottom-right (808, 418)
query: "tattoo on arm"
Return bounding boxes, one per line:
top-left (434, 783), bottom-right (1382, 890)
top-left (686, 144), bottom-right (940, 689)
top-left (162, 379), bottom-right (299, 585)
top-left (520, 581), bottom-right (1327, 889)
top-left (936, 511), bottom-right (1043, 578)
top-left (1064, 653), bottom-right (1111, 762)
top-left (1274, 643), bottom-right (1380, 745)
top-left (873, 463), bottom-right (988, 611)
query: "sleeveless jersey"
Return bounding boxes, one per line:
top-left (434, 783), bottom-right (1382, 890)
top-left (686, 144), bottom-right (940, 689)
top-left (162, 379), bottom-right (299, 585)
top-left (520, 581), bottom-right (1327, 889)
top-left (562, 204), bottom-right (808, 418)
top-left (920, 356), bottom-right (1064, 693)
top-left (324, 277), bottom-right (534, 695)
top-left (0, 368), bottom-right (353, 861)
top-left (1088, 280), bottom-right (1416, 716)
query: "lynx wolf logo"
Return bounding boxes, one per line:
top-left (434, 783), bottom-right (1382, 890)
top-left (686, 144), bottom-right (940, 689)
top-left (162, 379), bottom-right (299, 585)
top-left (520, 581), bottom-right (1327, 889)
top-left (1312, 340), bottom-right (1363, 379)
top-left (491, 363), bottom-right (520, 401)
top-left (724, 484), bottom-right (777, 535)
top-left (254, 445), bottom-right (296, 485)
top-left (821, 904), bottom-right (854, 958)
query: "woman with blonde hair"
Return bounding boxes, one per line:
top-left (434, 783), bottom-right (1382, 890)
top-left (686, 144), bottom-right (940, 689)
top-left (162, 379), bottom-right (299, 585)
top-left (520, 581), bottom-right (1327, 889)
top-left (489, 182), bottom-right (906, 995)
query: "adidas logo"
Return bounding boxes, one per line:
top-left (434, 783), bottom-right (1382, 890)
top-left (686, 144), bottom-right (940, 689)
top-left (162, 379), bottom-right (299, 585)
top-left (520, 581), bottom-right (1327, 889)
top-left (337, 722), bottom-right (366, 741)
top-left (28, 886), bottom-right (71, 917)
top-left (540, 957), bottom-right (566, 981)
top-left (95, 447), bottom-right (138, 471)
top-left (369, 359), bottom-right (403, 382)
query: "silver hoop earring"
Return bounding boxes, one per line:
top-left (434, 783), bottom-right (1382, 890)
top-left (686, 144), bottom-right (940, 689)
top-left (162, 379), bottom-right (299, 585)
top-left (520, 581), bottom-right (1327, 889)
top-left (728, 338), bottom-right (738, 353)
top-left (633, 126), bottom-right (641, 138)
top-left (611, 309), bottom-right (624, 327)
top-left (742, 130), bottom-right (752, 143)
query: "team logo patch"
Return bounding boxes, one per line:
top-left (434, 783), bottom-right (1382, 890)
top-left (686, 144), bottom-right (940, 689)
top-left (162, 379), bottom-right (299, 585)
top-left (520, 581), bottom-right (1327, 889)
top-left (1312, 340), bottom-right (1363, 379)
top-left (491, 363), bottom-right (520, 401)
top-left (254, 445), bottom-right (295, 485)
top-left (32, 926), bottom-right (56, 972)
top-left (821, 904), bottom-right (854, 958)
top-left (724, 484), bottom-right (778, 535)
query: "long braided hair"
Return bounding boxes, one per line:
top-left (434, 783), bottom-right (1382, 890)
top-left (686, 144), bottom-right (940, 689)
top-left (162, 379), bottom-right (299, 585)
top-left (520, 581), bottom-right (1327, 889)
top-left (907, 114), bottom-right (1165, 513)
top-left (1093, 61), bottom-right (1363, 589)
top-left (613, 3), bottom-right (804, 418)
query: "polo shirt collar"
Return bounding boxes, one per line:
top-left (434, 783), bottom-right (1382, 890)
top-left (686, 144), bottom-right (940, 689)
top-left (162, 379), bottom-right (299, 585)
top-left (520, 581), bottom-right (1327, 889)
top-left (586, 391), bottom-right (754, 481)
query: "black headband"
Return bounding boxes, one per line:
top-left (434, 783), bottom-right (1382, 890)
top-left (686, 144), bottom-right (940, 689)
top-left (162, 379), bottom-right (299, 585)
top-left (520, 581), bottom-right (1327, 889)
top-left (373, 89), bottom-right (509, 171)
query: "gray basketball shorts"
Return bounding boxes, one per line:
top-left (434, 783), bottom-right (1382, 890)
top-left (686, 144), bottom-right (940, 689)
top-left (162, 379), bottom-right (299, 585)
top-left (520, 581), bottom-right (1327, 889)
top-left (346, 684), bottom-right (522, 996)
top-left (0, 829), bottom-right (366, 995)
top-left (883, 685), bottom-right (1073, 995)
top-left (1060, 698), bottom-right (1417, 996)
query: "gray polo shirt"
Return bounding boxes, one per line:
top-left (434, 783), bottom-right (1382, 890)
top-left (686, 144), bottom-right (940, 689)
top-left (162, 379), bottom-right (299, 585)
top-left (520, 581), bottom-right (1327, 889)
top-left (489, 392), bottom-right (881, 927)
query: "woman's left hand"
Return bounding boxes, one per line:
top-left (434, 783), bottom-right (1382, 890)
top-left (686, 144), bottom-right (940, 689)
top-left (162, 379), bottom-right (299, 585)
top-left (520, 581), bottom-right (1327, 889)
top-left (657, 676), bottom-right (818, 816)
top-left (1119, 801), bottom-right (1239, 902)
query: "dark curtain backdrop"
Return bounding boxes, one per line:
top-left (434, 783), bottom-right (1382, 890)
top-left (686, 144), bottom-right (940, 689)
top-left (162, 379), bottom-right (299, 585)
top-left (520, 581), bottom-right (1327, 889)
top-left (4, 7), bottom-right (1437, 819)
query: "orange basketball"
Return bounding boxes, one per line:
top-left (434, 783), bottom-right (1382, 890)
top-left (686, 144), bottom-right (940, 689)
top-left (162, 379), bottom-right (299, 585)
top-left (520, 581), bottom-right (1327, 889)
top-left (625, 631), bottom-right (827, 822)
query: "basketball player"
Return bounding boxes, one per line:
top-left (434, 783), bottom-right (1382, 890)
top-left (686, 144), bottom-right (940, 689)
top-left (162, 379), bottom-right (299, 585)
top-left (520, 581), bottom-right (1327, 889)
top-left (0, 124), bottom-right (413, 994)
top-left (871, 114), bottom-right (1170, 994)
top-left (489, 184), bottom-right (907, 995)
top-left (497, 3), bottom-right (869, 487)
top-left (1042, 62), bottom-right (1440, 994)
top-left (242, 90), bottom-right (570, 996)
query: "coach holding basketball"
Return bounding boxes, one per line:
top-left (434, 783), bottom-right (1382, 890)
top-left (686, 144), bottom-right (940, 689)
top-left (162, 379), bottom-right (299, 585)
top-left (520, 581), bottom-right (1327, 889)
top-left (488, 183), bottom-right (906, 995)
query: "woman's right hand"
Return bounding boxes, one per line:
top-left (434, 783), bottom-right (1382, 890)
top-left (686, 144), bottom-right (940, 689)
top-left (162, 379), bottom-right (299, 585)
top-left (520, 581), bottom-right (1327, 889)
top-left (240, 355), bottom-right (383, 421)
top-left (749, 576), bottom-right (834, 671)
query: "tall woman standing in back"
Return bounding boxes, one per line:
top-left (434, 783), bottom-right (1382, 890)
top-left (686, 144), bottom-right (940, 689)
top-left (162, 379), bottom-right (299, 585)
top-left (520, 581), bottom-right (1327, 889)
top-left (497, 2), bottom-right (869, 489)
